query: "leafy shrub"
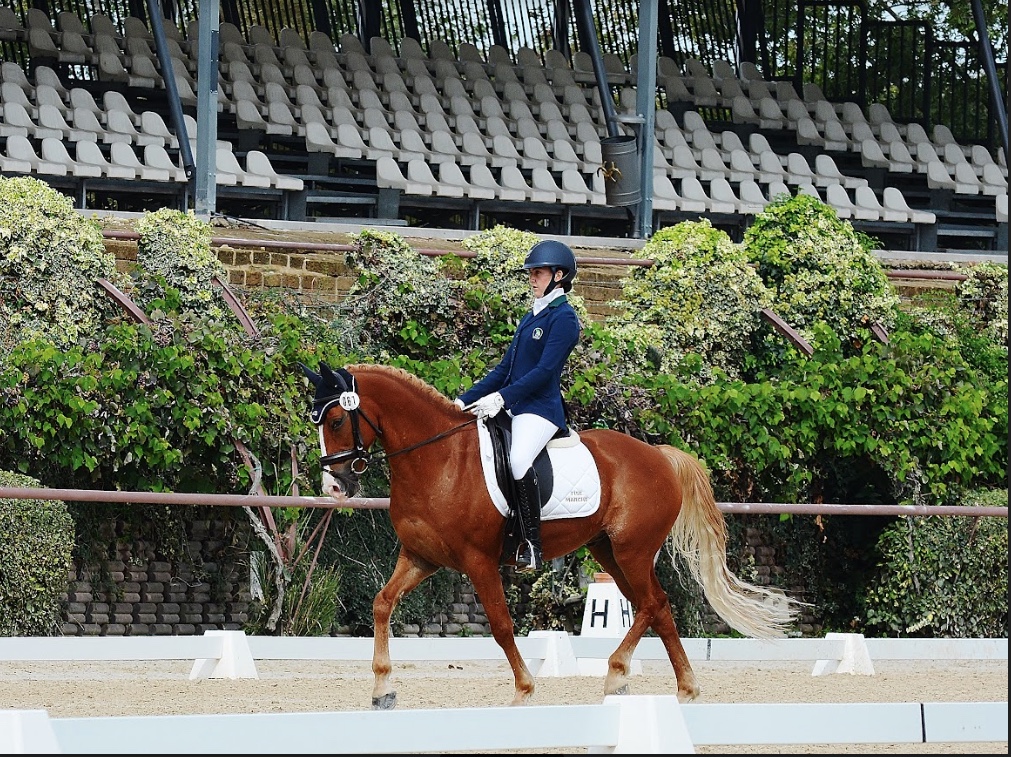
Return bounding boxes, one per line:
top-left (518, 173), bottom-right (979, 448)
top-left (133, 208), bottom-right (226, 318)
top-left (607, 219), bottom-right (772, 381)
top-left (862, 488), bottom-right (1008, 637)
top-left (0, 314), bottom-right (319, 498)
top-left (744, 194), bottom-right (900, 361)
top-left (0, 175), bottom-right (119, 353)
top-left (343, 228), bottom-right (465, 361)
top-left (460, 224), bottom-right (541, 314)
top-left (0, 470), bottom-right (75, 635)
top-left (954, 261), bottom-right (1008, 348)
top-left (247, 531), bottom-right (342, 636)
top-left (513, 551), bottom-right (596, 634)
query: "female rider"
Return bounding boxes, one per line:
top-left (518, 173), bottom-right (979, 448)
top-left (455, 239), bottom-right (581, 571)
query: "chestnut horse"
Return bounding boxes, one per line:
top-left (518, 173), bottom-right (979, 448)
top-left (300, 362), bottom-right (804, 709)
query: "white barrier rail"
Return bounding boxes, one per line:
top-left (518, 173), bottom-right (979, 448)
top-left (2, 698), bottom-right (1006, 753)
top-left (0, 632), bottom-right (1005, 680)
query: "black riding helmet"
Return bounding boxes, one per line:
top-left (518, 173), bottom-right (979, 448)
top-left (521, 239), bottom-right (577, 294)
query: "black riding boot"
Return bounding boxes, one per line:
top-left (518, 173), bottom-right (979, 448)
top-left (513, 468), bottom-right (543, 572)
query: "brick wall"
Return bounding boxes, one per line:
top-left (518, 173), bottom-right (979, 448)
top-left (58, 517), bottom-right (798, 637)
top-left (104, 235), bottom-right (631, 321)
top-left (61, 516), bottom-right (251, 637)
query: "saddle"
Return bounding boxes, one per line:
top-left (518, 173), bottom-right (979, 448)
top-left (485, 413), bottom-right (561, 564)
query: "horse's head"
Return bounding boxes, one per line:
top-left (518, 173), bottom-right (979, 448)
top-left (299, 362), bottom-right (380, 499)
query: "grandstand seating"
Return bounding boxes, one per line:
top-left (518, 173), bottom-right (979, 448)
top-left (0, 6), bottom-right (1005, 249)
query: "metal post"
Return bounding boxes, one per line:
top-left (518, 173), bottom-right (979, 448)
top-left (193, 0), bottom-right (219, 219)
top-left (969, 0), bottom-right (1009, 158)
top-left (635, 0), bottom-right (658, 239)
top-left (572, 0), bottom-right (619, 137)
top-left (145, 0), bottom-right (192, 180)
top-left (552, 0), bottom-right (571, 59)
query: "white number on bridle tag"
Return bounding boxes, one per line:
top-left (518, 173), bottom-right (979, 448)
top-left (339, 391), bottom-right (360, 411)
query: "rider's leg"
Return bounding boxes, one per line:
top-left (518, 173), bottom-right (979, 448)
top-left (512, 467), bottom-right (542, 571)
top-left (509, 413), bottom-right (559, 572)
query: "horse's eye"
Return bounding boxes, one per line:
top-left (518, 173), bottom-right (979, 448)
top-left (329, 415), bottom-right (345, 431)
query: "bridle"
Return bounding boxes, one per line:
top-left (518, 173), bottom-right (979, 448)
top-left (312, 368), bottom-right (476, 476)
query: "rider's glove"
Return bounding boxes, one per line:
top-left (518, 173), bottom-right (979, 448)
top-left (468, 392), bottom-right (504, 419)
top-left (453, 398), bottom-right (466, 410)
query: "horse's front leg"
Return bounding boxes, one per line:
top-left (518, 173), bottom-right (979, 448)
top-left (467, 563), bottom-right (536, 705)
top-left (371, 548), bottom-right (437, 710)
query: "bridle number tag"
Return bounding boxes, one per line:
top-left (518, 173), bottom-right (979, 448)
top-left (339, 391), bottom-right (360, 411)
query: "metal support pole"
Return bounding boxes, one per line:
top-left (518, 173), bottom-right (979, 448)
top-left (552, 0), bottom-right (571, 59)
top-left (969, 0), bottom-right (1009, 158)
top-left (572, 0), bottom-right (619, 137)
top-left (193, 0), bottom-right (219, 218)
top-left (358, 2), bottom-right (381, 51)
top-left (146, 0), bottom-right (192, 180)
top-left (635, 0), bottom-right (658, 239)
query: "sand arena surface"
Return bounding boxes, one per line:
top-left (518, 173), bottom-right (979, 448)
top-left (1, 655), bottom-right (1006, 754)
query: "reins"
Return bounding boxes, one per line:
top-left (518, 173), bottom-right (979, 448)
top-left (368, 417), bottom-right (478, 465)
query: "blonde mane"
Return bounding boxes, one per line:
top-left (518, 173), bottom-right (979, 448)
top-left (348, 363), bottom-right (459, 411)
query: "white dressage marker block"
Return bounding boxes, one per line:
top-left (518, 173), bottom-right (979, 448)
top-left (811, 632), bottom-right (874, 676)
top-left (0, 710), bottom-right (61, 753)
top-left (189, 630), bottom-right (259, 680)
top-left (529, 630), bottom-right (579, 677)
top-left (588, 695), bottom-right (695, 754)
top-left (579, 575), bottom-right (642, 676)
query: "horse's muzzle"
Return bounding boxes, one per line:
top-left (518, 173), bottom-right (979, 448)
top-left (323, 468), bottom-right (361, 499)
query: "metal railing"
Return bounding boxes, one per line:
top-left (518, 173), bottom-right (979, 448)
top-left (0, 487), bottom-right (1005, 519)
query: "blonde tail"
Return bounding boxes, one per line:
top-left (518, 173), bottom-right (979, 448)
top-left (660, 445), bottom-right (803, 639)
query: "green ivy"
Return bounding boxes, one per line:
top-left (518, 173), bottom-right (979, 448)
top-left (744, 193), bottom-right (901, 364)
top-left (0, 470), bottom-right (74, 635)
top-left (955, 261), bottom-right (1008, 347)
top-left (133, 208), bottom-right (226, 318)
top-left (0, 175), bottom-right (121, 352)
top-left (862, 488), bottom-right (1008, 637)
top-left (608, 219), bottom-right (772, 381)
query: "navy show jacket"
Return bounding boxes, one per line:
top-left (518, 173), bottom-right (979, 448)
top-left (459, 295), bottom-right (581, 429)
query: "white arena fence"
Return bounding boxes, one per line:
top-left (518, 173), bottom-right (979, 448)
top-left (1, 632), bottom-right (1006, 753)
top-left (0, 630), bottom-right (1005, 679)
top-left (3, 698), bottom-right (1007, 754)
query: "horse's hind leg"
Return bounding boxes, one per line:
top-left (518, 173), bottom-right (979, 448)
top-left (587, 541), bottom-right (654, 697)
top-left (371, 548), bottom-right (437, 710)
top-left (589, 541), bottom-right (700, 702)
top-left (648, 589), bottom-right (701, 702)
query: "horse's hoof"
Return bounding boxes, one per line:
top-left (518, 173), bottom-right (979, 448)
top-left (677, 686), bottom-right (700, 703)
top-left (611, 684), bottom-right (629, 696)
top-left (372, 692), bottom-right (397, 710)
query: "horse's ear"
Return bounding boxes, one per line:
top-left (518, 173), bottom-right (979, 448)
top-left (319, 362), bottom-right (340, 386)
top-left (298, 362), bottom-right (323, 388)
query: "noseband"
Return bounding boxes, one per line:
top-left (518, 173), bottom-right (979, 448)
top-left (311, 368), bottom-right (475, 476)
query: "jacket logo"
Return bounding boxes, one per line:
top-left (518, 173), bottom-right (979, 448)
top-left (532, 327), bottom-right (544, 340)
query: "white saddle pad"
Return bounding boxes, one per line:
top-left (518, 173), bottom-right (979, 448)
top-left (477, 419), bottom-right (601, 520)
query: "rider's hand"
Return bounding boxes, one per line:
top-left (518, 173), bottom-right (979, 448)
top-left (469, 392), bottom-right (504, 419)
top-left (453, 398), bottom-right (466, 410)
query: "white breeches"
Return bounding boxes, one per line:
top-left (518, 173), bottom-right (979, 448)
top-left (509, 412), bottom-right (560, 479)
